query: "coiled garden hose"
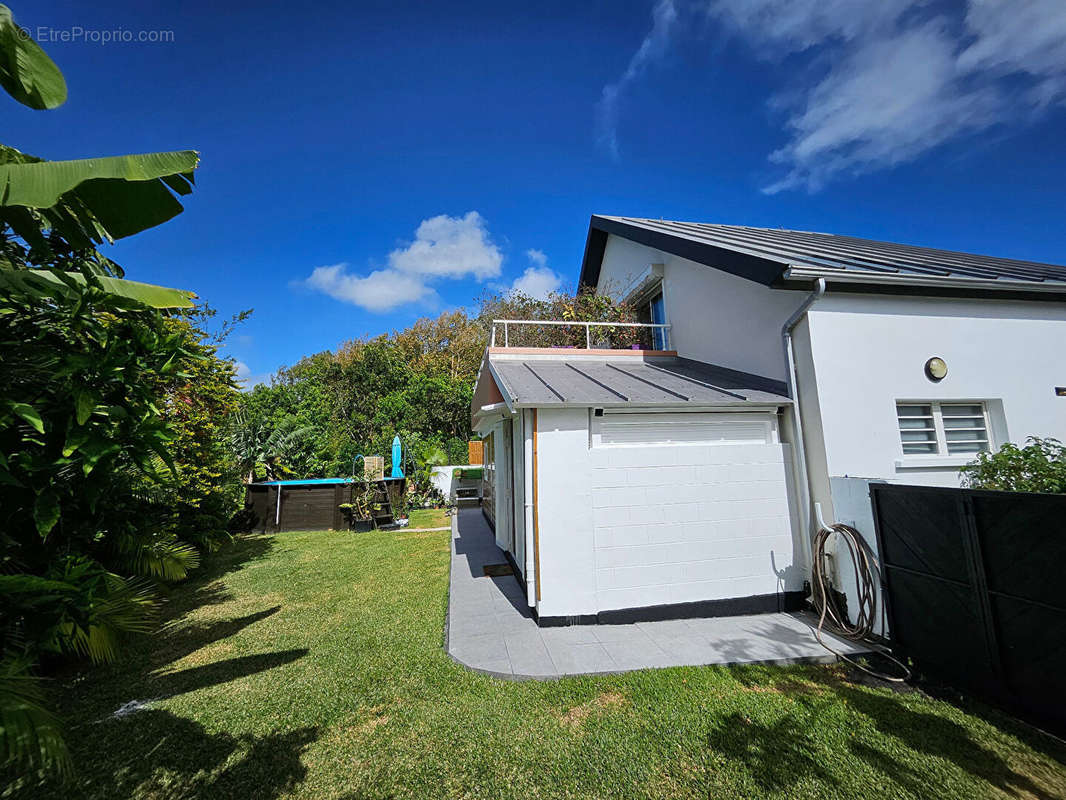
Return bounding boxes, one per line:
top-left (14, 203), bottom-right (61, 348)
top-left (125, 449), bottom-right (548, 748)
top-left (811, 523), bottom-right (911, 682)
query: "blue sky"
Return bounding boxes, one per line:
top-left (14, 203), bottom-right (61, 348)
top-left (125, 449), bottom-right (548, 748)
top-left (9, 1), bottom-right (1066, 385)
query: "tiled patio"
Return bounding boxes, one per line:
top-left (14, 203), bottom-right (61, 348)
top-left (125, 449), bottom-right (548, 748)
top-left (445, 507), bottom-right (870, 679)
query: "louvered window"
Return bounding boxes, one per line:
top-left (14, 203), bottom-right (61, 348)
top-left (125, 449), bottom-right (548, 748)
top-left (896, 402), bottom-right (990, 456)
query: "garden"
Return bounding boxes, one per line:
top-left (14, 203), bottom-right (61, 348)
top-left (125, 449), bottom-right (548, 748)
top-left (21, 523), bottom-right (1066, 799)
top-left (4, 5), bottom-right (1066, 797)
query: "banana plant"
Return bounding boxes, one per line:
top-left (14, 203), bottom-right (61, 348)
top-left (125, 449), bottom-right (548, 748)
top-left (0, 4), bottom-right (197, 309)
top-left (0, 4), bottom-right (205, 776)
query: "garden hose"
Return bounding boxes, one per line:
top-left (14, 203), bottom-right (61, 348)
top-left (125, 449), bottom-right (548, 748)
top-left (810, 523), bottom-right (911, 682)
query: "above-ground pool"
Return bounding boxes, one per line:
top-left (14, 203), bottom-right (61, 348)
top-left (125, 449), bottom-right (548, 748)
top-left (255, 477), bottom-right (353, 486)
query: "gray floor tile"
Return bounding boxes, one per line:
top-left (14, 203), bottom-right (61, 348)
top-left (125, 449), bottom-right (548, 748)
top-left (471, 658), bottom-right (514, 677)
top-left (591, 623), bottom-right (646, 644)
top-left (450, 631), bottom-right (508, 663)
top-left (544, 642), bottom-right (617, 675)
top-left (504, 632), bottom-right (556, 676)
top-left (600, 639), bottom-right (676, 670)
top-left (445, 507), bottom-right (870, 680)
top-left (540, 625), bottom-right (600, 645)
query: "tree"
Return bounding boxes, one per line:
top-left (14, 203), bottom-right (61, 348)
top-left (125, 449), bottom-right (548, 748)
top-left (0, 283), bottom-right (201, 781)
top-left (228, 413), bottom-right (316, 483)
top-left (0, 5), bottom-right (214, 779)
top-left (391, 310), bottom-right (487, 382)
top-left (960, 437), bottom-right (1066, 494)
top-left (153, 309), bottom-right (248, 553)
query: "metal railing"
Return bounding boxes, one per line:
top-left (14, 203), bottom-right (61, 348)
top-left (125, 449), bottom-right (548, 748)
top-left (490, 319), bottom-right (672, 350)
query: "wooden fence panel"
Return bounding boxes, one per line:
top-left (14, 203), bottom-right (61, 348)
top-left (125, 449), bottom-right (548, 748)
top-left (468, 440), bottom-right (484, 465)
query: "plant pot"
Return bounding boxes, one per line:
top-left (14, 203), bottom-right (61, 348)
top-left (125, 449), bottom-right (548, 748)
top-left (353, 519), bottom-right (374, 533)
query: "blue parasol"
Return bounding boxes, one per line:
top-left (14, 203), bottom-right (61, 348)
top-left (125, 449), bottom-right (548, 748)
top-left (391, 436), bottom-right (404, 478)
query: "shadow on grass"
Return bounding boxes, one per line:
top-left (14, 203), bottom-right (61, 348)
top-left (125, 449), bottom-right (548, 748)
top-left (152, 606), bottom-right (283, 670)
top-left (149, 648), bottom-right (309, 698)
top-left (32, 710), bottom-right (318, 800)
top-left (160, 532), bottom-right (279, 621)
top-left (840, 686), bottom-right (1055, 798)
top-left (712, 664), bottom-right (1066, 797)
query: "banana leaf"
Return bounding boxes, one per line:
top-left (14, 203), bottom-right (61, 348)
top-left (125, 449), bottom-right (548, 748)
top-left (0, 5), bottom-right (67, 110)
top-left (0, 267), bottom-right (195, 309)
top-left (0, 146), bottom-right (199, 245)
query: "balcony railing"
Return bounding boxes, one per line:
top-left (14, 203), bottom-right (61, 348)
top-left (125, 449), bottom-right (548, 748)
top-left (490, 319), bottom-right (672, 350)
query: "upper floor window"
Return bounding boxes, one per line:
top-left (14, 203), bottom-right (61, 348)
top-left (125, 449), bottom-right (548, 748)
top-left (634, 286), bottom-right (667, 350)
top-left (896, 401), bottom-right (991, 457)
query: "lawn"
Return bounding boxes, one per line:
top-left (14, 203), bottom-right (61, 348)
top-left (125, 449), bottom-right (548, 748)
top-left (30, 524), bottom-right (1066, 799)
top-left (405, 506), bottom-right (450, 530)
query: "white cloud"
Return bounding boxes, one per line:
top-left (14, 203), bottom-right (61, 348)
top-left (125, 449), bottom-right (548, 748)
top-left (705, 0), bottom-right (911, 51)
top-left (600, 0), bottom-right (1066, 190)
top-left (304, 263), bottom-right (434, 312)
top-left (299, 211), bottom-right (502, 312)
top-left (510, 250), bottom-right (563, 299)
top-left (388, 211), bottom-right (502, 280)
top-left (596, 0), bottom-right (679, 159)
top-left (233, 360), bottom-right (271, 391)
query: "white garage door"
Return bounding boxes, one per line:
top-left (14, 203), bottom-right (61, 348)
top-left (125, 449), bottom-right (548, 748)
top-left (596, 411), bottom-right (775, 447)
top-left (589, 409), bottom-right (797, 614)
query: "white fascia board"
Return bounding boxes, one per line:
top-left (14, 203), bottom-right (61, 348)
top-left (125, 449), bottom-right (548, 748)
top-left (486, 360), bottom-right (517, 413)
top-left (511, 402), bottom-right (788, 413)
top-left (786, 265), bottom-right (1066, 295)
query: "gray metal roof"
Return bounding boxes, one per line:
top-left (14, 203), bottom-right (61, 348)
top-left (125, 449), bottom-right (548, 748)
top-left (580, 216), bottom-right (1066, 298)
top-left (489, 355), bottom-right (790, 409)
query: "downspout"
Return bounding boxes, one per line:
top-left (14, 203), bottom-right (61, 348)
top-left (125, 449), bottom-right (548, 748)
top-left (781, 277), bottom-right (826, 577)
top-left (522, 409), bottom-right (536, 608)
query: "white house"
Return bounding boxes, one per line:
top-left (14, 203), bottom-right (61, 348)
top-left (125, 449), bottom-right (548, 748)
top-left (471, 216), bottom-right (1066, 627)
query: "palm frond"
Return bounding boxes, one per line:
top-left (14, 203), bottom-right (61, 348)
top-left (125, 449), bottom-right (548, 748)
top-left (55, 574), bottom-right (157, 664)
top-left (0, 656), bottom-right (71, 779)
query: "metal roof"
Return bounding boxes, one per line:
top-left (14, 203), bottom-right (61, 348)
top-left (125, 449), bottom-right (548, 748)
top-left (488, 355), bottom-right (790, 409)
top-left (580, 216), bottom-right (1066, 298)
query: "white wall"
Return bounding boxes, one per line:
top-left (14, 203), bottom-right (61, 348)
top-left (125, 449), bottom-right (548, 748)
top-left (535, 408), bottom-right (597, 618)
top-left (511, 414), bottom-right (526, 576)
top-left (807, 294), bottom-right (1066, 488)
top-left (533, 407), bottom-right (800, 618)
top-left (799, 294), bottom-right (1066, 630)
top-left (429, 466), bottom-right (459, 502)
top-left (597, 235), bottom-right (804, 381)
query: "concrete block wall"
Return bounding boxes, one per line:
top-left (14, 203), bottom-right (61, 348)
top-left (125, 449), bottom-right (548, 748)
top-left (589, 441), bottom-right (798, 612)
top-left (533, 406), bottom-right (800, 618)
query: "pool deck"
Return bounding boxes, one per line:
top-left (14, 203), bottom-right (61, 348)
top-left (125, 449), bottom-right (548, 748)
top-left (446, 507), bottom-right (870, 680)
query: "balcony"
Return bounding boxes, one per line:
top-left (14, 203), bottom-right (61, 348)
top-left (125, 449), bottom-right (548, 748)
top-left (488, 319), bottom-right (673, 353)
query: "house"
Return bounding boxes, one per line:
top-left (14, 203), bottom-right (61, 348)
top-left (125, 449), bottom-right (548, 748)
top-left (471, 216), bottom-right (1066, 627)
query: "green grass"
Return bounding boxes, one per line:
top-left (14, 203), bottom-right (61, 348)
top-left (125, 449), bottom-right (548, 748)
top-left (405, 507), bottom-right (449, 529)
top-left (31, 527), bottom-right (1066, 799)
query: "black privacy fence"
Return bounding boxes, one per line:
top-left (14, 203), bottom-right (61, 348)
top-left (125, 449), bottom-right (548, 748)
top-left (870, 482), bottom-right (1066, 733)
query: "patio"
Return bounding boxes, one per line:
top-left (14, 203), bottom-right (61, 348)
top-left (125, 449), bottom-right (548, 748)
top-left (446, 508), bottom-right (870, 679)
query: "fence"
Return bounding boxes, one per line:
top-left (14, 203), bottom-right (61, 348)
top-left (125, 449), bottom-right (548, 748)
top-left (870, 482), bottom-right (1066, 731)
top-left (468, 440), bottom-right (484, 465)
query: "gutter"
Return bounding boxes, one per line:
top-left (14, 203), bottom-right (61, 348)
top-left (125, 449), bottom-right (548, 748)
top-left (785, 266), bottom-right (1066, 296)
top-left (781, 277), bottom-right (826, 577)
top-left (522, 409), bottom-right (537, 608)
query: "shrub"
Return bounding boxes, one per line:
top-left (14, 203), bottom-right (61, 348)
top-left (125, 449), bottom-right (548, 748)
top-left (960, 437), bottom-right (1066, 494)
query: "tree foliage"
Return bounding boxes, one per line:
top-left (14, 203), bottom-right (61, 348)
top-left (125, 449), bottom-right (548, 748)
top-left (0, 8), bottom-right (230, 780)
top-left (239, 287), bottom-right (642, 485)
top-left (960, 437), bottom-right (1066, 494)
